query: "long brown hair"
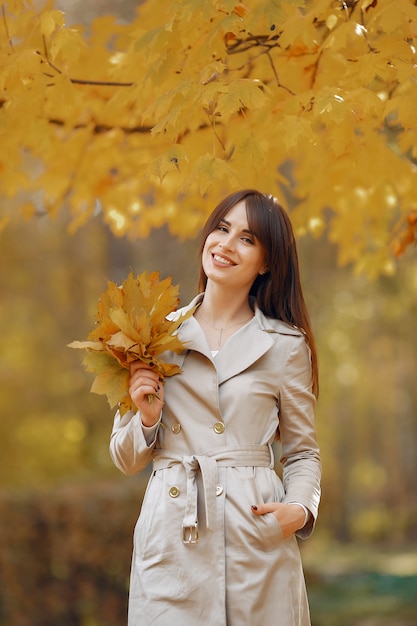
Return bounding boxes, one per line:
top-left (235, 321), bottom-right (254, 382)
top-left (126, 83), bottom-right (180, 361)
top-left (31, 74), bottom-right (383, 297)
top-left (198, 189), bottom-right (319, 397)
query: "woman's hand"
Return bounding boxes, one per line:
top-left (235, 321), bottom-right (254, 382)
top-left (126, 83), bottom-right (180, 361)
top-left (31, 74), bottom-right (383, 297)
top-left (251, 502), bottom-right (307, 538)
top-left (129, 362), bottom-right (165, 427)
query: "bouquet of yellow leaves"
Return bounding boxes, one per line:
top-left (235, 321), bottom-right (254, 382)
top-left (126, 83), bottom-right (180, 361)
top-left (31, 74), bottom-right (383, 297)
top-left (69, 271), bottom-right (194, 416)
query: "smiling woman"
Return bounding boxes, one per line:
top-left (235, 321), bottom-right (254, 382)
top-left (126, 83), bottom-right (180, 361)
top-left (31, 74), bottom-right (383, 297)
top-left (197, 190), bottom-right (319, 384)
top-left (109, 189), bottom-right (321, 626)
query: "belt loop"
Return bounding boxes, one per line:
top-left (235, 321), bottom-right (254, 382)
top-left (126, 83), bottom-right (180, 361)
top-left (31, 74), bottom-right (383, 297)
top-left (181, 456), bottom-right (199, 539)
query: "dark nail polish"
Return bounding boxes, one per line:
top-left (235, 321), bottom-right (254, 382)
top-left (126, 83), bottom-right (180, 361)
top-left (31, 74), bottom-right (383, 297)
top-left (251, 505), bottom-right (258, 511)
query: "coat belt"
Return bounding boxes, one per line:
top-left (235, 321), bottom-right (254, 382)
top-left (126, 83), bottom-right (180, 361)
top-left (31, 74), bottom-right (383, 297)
top-left (152, 445), bottom-right (274, 537)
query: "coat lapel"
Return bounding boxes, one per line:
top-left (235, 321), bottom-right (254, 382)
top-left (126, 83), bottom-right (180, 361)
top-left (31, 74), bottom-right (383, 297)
top-left (212, 304), bottom-right (303, 384)
top-left (215, 321), bottom-right (275, 384)
top-left (170, 293), bottom-right (303, 384)
top-left (169, 294), bottom-right (212, 365)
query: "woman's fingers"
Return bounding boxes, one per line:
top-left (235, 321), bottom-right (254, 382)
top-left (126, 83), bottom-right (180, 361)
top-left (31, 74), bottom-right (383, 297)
top-left (130, 361), bottom-right (153, 375)
top-left (129, 369), bottom-right (161, 402)
top-left (128, 365), bottom-right (165, 425)
top-left (251, 502), bottom-right (306, 538)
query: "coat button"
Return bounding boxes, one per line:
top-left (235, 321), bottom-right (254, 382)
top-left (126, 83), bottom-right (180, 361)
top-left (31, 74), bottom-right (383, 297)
top-left (216, 484), bottom-right (224, 497)
top-left (213, 422), bottom-right (225, 434)
top-left (169, 486), bottom-right (180, 498)
top-left (171, 422), bottom-right (181, 434)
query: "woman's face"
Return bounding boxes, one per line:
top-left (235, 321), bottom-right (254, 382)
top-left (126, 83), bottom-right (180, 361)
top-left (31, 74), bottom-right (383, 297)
top-left (202, 200), bottom-right (267, 293)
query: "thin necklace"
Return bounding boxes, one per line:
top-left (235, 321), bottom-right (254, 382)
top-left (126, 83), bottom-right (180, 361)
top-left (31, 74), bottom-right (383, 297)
top-left (199, 315), bottom-right (253, 347)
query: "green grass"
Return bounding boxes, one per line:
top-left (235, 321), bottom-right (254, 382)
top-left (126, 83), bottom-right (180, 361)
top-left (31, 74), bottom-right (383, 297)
top-left (308, 571), bottom-right (417, 626)
top-left (302, 541), bottom-right (417, 626)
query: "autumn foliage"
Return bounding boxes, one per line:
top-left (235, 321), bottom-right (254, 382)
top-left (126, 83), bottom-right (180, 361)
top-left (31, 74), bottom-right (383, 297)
top-left (1, 0), bottom-right (417, 276)
top-left (69, 271), bottom-right (194, 415)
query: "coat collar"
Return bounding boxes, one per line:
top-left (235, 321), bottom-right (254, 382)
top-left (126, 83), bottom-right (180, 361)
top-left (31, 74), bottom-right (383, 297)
top-left (172, 294), bottom-right (302, 384)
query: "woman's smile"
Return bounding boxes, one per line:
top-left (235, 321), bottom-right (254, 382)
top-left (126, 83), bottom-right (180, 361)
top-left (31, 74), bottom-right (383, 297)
top-left (211, 253), bottom-right (235, 267)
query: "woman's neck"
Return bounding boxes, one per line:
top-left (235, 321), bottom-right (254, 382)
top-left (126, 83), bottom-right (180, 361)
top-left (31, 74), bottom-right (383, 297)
top-left (196, 283), bottom-right (253, 328)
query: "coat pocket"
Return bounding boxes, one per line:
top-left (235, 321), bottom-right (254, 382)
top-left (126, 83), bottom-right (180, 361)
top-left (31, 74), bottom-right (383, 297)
top-left (134, 469), bottom-right (185, 562)
top-left (234, 467), bottom-right (286, 552)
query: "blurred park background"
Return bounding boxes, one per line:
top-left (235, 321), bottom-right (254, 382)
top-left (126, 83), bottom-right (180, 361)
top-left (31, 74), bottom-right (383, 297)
top-left (1, 1), bottom-right (417, 625)
top-left (1, 202), bottom-right (416, 626)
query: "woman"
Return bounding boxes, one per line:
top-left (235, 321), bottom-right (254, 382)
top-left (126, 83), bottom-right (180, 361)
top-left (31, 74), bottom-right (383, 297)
top-left (110, 190), bottom-right (321, 626)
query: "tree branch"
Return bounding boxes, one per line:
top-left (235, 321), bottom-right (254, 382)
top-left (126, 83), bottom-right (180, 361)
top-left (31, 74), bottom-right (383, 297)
top-left (49, 118), bottom-right (152, 134)
top-left (225, 33), bottom-right (280, 56)
top-left (265, 50), bottom-right (295, 95)
top-left (40, 39), bottom-right (135, 88)
top-left (1, 3), bottom-right (14, 52)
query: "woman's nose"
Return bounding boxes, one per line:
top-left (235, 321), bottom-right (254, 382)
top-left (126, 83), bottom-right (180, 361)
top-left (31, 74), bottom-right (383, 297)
top-left (220, 234), bottom-right (235, 250)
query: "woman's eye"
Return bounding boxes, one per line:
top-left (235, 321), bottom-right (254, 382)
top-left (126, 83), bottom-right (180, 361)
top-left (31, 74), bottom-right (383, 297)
top-left (217, 225), bottom-right (228, 232)
top-left (242, 237), bottom-right (254, 244)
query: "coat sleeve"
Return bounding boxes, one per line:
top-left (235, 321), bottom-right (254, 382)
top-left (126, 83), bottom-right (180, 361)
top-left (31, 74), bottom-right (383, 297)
top-left (278, 334), bottom-right (321, 539)
top-left (109, 409), bottom-right (160, 475)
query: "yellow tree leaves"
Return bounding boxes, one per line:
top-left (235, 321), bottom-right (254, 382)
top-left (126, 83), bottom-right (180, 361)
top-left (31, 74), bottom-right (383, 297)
top-left (1, 0), bottom-right (416, 275)
top-left (69, 271), bottom-right (195, 415)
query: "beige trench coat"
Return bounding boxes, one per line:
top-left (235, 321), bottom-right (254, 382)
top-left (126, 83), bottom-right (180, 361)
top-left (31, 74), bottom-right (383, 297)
top-left (110, 294), bottom-right (321, 626)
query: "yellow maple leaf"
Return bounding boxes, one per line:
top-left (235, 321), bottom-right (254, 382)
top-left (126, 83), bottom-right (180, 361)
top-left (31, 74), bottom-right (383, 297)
top-left (38, 10), bottom-right (65, 37)
top-left (183, 153), bottom-right (240, 195)
top-left (85, 351), bottom-right (131, 411)
top-left (217, 79), bottom-right (269, 121)
top-left (68, 271), bottom-right (195, 415)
